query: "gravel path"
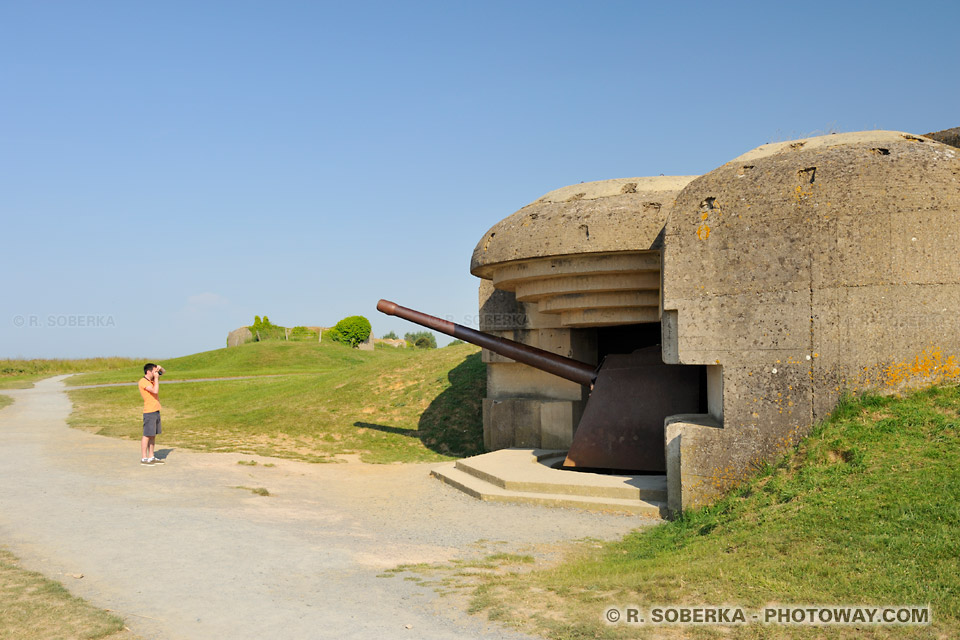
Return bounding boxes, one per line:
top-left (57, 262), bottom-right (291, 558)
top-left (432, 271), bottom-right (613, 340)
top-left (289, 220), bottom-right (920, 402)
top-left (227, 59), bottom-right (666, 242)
top-left (0, 376), bottom-right (651, 639)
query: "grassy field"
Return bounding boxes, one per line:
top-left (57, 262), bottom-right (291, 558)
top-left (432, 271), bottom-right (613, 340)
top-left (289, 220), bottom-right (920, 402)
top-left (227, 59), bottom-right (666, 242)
top-left (402, 385), bottom-right (959, 639)
top-left (67, 341), bottom-right (485, 463)
top-left (0, 548), bottom-right (132, 640)
top-left (0, 357), bottom-right (141, 389)
top-left (65, 341), bottom-right (383, 386)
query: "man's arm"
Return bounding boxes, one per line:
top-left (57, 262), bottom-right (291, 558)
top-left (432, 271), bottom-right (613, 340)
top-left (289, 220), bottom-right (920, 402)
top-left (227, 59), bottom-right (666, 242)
top-left (145, 366), bottom-right (163, 393)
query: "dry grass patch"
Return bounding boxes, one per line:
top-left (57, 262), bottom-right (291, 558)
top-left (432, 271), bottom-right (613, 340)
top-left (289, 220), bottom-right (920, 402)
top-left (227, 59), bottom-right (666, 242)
top-left (0, 548), bottom-right (133, 640)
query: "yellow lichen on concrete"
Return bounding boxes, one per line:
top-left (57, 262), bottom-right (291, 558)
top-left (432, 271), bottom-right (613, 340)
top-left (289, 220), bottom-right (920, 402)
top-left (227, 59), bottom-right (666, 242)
top-left (879, 347), bottom-right (960, 389)
top-left (828, 348), bottom-right (960, 396)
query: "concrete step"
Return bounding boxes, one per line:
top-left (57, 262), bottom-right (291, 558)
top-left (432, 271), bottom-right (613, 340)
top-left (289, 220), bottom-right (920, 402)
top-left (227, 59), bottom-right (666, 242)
top-left (538, 455), bottom-right (568, 468)
top-left (432, 463), bottom-right (666, 517)
top-left (453, 449), bottom-right (667, 502)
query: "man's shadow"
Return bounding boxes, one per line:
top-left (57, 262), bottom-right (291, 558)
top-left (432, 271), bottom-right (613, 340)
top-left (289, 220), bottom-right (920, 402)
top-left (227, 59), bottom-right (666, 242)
top-left (155, 448), bottom-right (176, 460)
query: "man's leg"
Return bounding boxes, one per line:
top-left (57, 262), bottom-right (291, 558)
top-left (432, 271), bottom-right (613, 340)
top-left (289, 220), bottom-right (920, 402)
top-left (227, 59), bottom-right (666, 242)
top-left (151, 414), bottom-right (163, 462)
top-left (147, 436), bottom-right (156, 459)
top-left (141, 436), bottom-right (150, 460)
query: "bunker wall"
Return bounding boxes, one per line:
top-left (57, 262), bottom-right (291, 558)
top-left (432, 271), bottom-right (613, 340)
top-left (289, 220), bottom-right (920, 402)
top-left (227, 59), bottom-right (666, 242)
top-left (662, 131), bottom-right (960, 508)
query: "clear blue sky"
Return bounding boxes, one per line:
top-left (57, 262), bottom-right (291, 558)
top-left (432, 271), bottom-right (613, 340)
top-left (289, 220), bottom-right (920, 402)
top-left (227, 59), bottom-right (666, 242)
top-left (2, 1), bottom-right (957, 359)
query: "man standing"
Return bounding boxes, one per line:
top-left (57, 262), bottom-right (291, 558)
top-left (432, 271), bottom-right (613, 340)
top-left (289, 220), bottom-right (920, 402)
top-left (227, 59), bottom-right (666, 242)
top-left (138, 363), bottom-right (165, 465)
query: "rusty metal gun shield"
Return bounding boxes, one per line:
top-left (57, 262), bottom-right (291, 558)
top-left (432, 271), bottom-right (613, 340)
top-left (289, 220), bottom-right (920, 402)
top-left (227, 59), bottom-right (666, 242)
top-left (563, 348), bottom-right (702, 473)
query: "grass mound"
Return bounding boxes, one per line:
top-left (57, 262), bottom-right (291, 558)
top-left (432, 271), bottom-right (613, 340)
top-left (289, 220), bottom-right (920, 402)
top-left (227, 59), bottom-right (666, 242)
top-left (67, 341), bottom-right (485, 463)
top-left (466, 385), bottom-right (960, 639)
top-left (66, 340), bottom-right (379, 386)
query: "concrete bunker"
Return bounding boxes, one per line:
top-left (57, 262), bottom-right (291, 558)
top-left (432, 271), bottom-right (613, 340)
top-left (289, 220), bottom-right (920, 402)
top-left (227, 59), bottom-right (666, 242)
top-left (470, 176), bottom-right (715, 474)
top-left (465, 130), bottom-right (960, 513)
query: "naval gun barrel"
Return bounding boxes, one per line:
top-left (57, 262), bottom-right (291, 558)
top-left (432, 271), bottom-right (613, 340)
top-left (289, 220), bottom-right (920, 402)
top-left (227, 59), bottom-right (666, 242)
top-left (376, 299), bottom-right (597, 387)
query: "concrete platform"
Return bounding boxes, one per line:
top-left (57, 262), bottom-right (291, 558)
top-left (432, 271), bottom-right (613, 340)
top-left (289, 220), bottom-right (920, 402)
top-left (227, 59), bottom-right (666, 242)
top-left (431, 449), bottom-right (667, 518)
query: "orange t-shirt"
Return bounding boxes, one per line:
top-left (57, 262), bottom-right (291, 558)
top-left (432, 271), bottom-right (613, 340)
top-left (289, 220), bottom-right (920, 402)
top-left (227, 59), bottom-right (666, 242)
top-left (138, 378), bottom-right (161, 413)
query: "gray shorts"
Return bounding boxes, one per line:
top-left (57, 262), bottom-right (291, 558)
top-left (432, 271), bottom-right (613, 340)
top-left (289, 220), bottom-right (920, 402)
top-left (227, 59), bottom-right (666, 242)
top-left (143, 411), bottom-right (162, 437)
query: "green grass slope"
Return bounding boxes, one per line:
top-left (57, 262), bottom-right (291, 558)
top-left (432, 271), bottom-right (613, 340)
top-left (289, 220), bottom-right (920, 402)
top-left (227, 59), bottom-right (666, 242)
top-left (466, 385), bottom-right (960, 639)
top-left (67, 341), bottom-right (485, 463)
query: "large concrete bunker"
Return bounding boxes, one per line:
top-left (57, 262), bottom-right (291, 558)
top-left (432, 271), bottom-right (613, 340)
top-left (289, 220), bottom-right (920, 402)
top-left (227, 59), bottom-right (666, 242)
top-left (467, 130), bottom-right (960, 513)
top-left (470, 176), bottom-right (712, 475)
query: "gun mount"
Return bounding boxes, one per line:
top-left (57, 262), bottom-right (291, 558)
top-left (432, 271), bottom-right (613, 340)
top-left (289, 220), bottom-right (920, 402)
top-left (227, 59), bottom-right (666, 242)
top-left (377, 299), bottom-right (704, 473)
top-left (377, 300), bottom-right (596, 386)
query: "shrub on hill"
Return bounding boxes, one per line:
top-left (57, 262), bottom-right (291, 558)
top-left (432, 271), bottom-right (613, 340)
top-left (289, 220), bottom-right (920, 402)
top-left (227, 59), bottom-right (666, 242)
top-left (329, 315), bottom-right (372, 348)
top-left (250, 315), bottom-right (286, 341)
top-left (405, 330), bottom-right (437, 349)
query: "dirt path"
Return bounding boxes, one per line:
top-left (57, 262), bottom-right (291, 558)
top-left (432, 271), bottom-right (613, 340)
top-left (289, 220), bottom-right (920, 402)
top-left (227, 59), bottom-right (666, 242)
top-left (0, 376), bottom-right (650, 639)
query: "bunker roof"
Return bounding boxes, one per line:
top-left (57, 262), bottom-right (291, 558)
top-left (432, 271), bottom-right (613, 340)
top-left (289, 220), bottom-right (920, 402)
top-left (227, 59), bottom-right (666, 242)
top-left (471, 175), bottom-right (697, 279)
top-left (730, 130), bottom-right (941, 164)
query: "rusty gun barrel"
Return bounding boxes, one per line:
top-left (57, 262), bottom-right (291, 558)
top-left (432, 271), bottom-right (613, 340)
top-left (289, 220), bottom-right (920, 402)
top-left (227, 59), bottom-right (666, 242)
top-left (377, 299), bottom-right (597, 386)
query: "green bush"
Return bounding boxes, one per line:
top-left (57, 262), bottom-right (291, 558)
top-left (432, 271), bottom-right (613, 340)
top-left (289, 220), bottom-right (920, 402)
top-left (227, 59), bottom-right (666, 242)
top-left (405, 330), bottom-right (437, 349)
top-left (382, 331), bottom-right (398, 340)
top-left (330, 316), bottom-right (372, 348)
top-left (250, 315), bottom-right (286, 341)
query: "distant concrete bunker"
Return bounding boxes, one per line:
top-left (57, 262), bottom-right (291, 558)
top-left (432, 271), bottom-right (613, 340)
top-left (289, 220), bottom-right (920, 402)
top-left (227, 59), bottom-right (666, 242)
top-left (471, 130), bottom-right (960, 511)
